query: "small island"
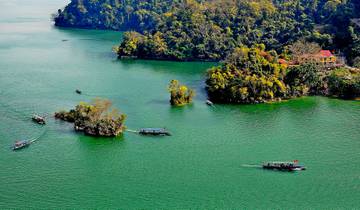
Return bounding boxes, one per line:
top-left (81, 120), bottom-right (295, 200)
top-left (168, 80), bottom-right (195, 106)
top-left (55, 98), bottom-right (126, 137)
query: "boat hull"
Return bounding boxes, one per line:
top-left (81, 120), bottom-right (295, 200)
top-left (12, 143), bottom-right (30, 150)
top-left (139, 128), bottom-right (171, 136)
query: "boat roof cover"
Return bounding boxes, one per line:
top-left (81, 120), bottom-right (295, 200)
top-left (141, 128), bottom-right (165, 131)
top-left (265, 161), bottom-right (297, 164)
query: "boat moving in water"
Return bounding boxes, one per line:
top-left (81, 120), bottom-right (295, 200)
top-left (262, 160), bottom-right (306, 171)
top-left (75, 89), bottom-right (82, 94)
top-left (32, 114), bottom-right (46, 125)
top-left (206, 100), bottom-right (214, 106)
top-left (12, 139), bottom-right (36, 151)
top-left (139, 128), bottom-right (171, 136)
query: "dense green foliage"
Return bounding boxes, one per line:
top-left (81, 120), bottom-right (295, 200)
top-left (55, 98), bottom-right (126, 137)
top-left (348, 23), bottom-right (360, 66)
top-left (328, 68), bottom-right (360, 99)
top-left (54, 0), bottom-right (179, 31)
top-left (55, 0), bottom-right (360, 62)
top-left (113, 0), bottom-right (360, 62)
top-left (284, 63), bottom-right (324, 96)
top-left (168, 80), bottom-right (195, 106)
top-left (206, 45), bottom-right (287, 103)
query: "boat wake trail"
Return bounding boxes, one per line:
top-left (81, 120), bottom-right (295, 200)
top-left (36, 128), bottom-right (48, 140)
top-left (126, 129), bottom-right (139, 133)
top-left (241, 164), bottom-right (262, 168)
top-left (27, 127), bottom-right (48, 144)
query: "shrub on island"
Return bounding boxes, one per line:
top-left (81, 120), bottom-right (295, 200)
top-left (168, 80), bottom-right (195, 106)
top-left (55, 98), bottom-right (126, 137)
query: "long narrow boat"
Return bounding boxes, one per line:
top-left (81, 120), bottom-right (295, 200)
top-left (139, 128), bottom-right (171, 136)
top-left (262, 160), bottom-right (306, 171)
top-left (12, 139), bottom-right (35, 151)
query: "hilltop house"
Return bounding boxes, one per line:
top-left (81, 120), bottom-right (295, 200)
top-left (316, 50), bottom-right (337, 66)
top-left (281, 50), bottom-right (339, 67)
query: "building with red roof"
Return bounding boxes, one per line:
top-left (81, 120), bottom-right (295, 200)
top-left (316, 50), bottom-right (337, 65)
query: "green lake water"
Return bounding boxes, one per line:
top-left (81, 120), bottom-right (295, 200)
top-left (0, 0), bottom-right (360, 209)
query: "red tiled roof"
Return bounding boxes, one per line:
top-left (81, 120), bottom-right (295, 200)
top-left (278, 59), bottom-right (287, 64)
top-left (319, 50), bottom-right (334, 57)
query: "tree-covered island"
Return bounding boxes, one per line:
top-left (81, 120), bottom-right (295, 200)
top-left (54, 0), bottom-right (360, 103)
top-left (55, 99), bottom-right (126, 137)
top-left (168, 80), bottom-right (195, 106)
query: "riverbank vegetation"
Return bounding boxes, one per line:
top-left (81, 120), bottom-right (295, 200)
top-left (55, 98), bottom-right (126, 137)
top-left (168, 80), bottom-right (195, 106)
top-left (328, 68), bottom-right (360, 99)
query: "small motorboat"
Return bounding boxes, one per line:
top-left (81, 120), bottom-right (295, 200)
top-left (206, 100), bottom-right (214, 106)
top-left (32, 114), bottom-right (46, 125)
top-left (262, 160), bottom-right (306, 171)
top-left (75, 89), bottom-right (82, 94)
top-left (12, 140), bottom-right (31, 151)
top-left (139, 128), bottom-right (171, 136)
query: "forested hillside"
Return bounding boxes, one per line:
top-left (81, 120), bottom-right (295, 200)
top-left (54, 0), bottom-right (181, 31)
top-left (114, 0), bottom-right (359, 62)
top-left (55, 0), bottom-right (360, 63)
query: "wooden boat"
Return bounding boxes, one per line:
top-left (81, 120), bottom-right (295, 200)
top-left (262, 160), bottom-right (306, 171)
top-left (139, 128), bottom-right (171, 136)
top-left (12, 140), bottom-right (32, 150)
top-left (75, 89), bottom-right (82, 94)
top-left (32, 114), bottom-right (46, 125)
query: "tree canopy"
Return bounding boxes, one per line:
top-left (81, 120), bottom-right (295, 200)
top-left (206, 45), bottom-right (287, 103)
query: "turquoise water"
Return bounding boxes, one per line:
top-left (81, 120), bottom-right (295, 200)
top-left (0, 0), bottom-right (360, 209)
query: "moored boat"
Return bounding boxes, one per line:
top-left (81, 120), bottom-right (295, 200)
top-left (32, 114), bottom-right (46, 124)
top-left (262, 160), bottom-right (306, 171)
top-left (139, 128), bottom-right (171, 136)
